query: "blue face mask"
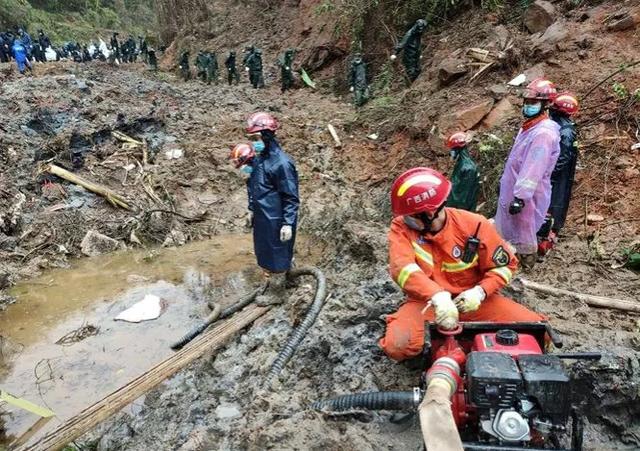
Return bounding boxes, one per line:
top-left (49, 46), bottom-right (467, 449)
top-left (522, 103), bottom-right (542, 118)
top-left (252, 140), bottom-right (265, 154)
top-left (240, 165), bottom-right (253, 175)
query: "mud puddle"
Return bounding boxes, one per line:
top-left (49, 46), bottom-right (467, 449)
top-left (0, 234), bottom-right (317, 446)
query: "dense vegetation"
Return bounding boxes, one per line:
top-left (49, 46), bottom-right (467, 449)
top-left (0, 0), bottom-right (155, 42)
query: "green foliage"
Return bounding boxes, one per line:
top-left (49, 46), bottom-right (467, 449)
top-left (612, 81), bottom-right (640, 101)
top-left (0, 0), bottom-right (155, 42)
top-left (314, 0), bottom-right (336, 15)
top-left (475, 131), bottom-right (514, 216)
top-left (622, 244), bottom-right (640, 270)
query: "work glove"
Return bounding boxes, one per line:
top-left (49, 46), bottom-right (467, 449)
top-left (349, 86), bottom-right (354, 92)
top-left (390, 54), bottom-right (397, 61)
top-left (428, 291), bottom-right (458, 330)
top-left (280, 225), bottom-right (293, 242)
top-left (245, 66), bottom-right (250, 72)
top-left (454, 286), bottom-right (486, 314)
top-left (285, 66), bottom-right (290, 70)
top-left (509, 197), bottom-right (525, 215)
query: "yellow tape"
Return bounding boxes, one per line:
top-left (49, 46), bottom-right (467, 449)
top-left (0, 390), bottom-right (55, 418)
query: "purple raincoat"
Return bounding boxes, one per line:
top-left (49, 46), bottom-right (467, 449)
top-left (495, 117), bottom-right (560, 254)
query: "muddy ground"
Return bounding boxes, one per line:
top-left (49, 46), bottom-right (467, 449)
top-left (1, 0), bottom-right (640, 449)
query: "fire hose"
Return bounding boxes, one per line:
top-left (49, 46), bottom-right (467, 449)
top-left (313, 334), bottom-right (465, 451)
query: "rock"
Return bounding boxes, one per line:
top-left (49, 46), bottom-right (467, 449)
top-left (575, 35), bottom-right (593, 49)
top-left (488, 84), bottom-right (509, 99)
top-left (523, 64), bottom-right (546, 83)
top-left (162, 229), bottom-right (187, 248)
top-left (80, 230), bottom-right (122, 257)
top-left (533, 20), bottom-right (569, 47)
top-left (97, 421), bottom-right (134, 451)
top-left (587, 214), bottom-right (604, 224)
top-left (480, 98), bottom-right (517, 129)
top-left (524, 0), bottom-right (557, 33)
top-left (76, 80), bottom-right (91, 94)
top-left (437, 58), bottom-right (468, 86)
top-left (492, 25), bottom-right (511, 50)
top-left (578, 50), bottom-right (588, 59)
top-left (606, 11), bottom-right (636, 32)
top-left (439, 99), bottom-right (494, 134)
top-left (0, 233), bottom-right (17, 252)
top-left (215, 403), bottom-right (242, 420)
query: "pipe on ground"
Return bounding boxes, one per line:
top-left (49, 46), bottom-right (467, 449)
top-left (265, 267), bottom-right (327, 386)
top-left (311, 389), bottom-right (421, 412)
top-left (171, 283), bottom-right (267, 350)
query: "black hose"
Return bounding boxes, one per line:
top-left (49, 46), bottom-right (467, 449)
top-left (170, 283), bottom-right (267, 350)
top-left (265, 267), bottom-right (327, 386)
top-left (312, 390), bottom-right (420, 412)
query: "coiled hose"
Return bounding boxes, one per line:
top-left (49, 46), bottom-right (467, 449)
top-left (171, 283), bottom-right (268, 350)
top-left (312, 389), bottom-right (421, 412)
top-left (265, 267), bottom-right (327, 386)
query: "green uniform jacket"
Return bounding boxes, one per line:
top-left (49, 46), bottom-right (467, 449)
top-left (447, 148), bottom-right (479, 212)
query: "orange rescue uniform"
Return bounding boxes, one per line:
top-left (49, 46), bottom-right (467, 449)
top-left (380, 208), bottom-right (544, 361)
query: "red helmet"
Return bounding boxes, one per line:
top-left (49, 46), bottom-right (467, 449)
top-left (552, 93), bottom-right (579, 116)
top-left (523, 78), bottom-right (557, 101)
top-left (391, 168), bottom-right (452, 217)
top-left (246, 112), bottom-right (279, 134)
top-left (446, 132), bottom-right (467, 149)
top-left (229, 143), bottom-right (255, 168)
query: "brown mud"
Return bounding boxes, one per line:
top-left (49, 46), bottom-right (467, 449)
top-left (1, 0), bottom-right (640, 449)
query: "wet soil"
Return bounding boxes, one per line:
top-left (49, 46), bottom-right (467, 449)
top-left (1, 1), bottom-right (640, 449)
top-left (0, 234), bottom-right (318, 446)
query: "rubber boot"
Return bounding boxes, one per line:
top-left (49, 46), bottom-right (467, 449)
top-left (255, 272), bottom-right (287, 306)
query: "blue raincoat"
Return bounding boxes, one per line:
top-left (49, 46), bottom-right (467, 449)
top-left (248, 136), bottom-right (299, 272)
top-left (12, 40), bottom-right (30, 73)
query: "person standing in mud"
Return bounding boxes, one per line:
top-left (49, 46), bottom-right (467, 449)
top-left (246, 48), bottom-right (265, 88)
top-left (391, 18), bottom-right (427, 83)
top-left (148, 47), bottom-right (158, 71)
top-left (179, 50), bottom-right (190, 81)
top-left (208, 51), bottom-right (219, 84)
top-left (495, 78), bottom-right (560, 269)
top-left (0, 33), bottom-right (9, 63)
top-left (244, 112), bottom-right (299, 297)
top-left (225, 51), bottom-right (240, 85)
top-left (11, 38), bottom-right (32, 75)
top-left (195, 50), bottom-right (208, 83)
top-left (110, 32), bottom-right (120, 63)
top-left (139, 36), bottom-right (148, 63)
top-left (349, 53), bottom-right (369, 107)
top-left (278, 48), bottom-right (295, 93)
top-left (445, 132), bottom-right (480, 212)
top-left (38, 29), bottom-right (50, 51)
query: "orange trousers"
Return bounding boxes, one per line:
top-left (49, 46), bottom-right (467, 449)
top-left (379, 294), bottom-right (546, 362)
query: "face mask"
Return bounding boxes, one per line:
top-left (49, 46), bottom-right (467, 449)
top-left (240, 165), bottom-right (253, 175)
top-left (522, 102), bottom-right (542, 118)
top-left (450, 150), bottom-right (458, 160)
top-left (252, 140), bottom-right (265, 154)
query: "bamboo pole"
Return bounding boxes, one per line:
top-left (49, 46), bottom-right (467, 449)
top-left (45, 164), bottom-right (131, 210)
top-left (517, 278), bottom-right (640, 313)
top-left (20, 304), bottom-right (270, 451)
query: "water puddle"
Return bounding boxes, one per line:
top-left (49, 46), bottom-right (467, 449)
top-left (0, 234), bottom-right (318, 446)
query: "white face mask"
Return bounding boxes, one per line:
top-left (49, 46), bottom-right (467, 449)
top-left (450, 150), bottom-right (457, 159)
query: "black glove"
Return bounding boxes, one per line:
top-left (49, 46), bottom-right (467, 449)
top-left (509, 197), bottom-right (525, 215)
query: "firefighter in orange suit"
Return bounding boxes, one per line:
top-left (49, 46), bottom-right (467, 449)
top-left (380, 167), bottom-right (545, 362)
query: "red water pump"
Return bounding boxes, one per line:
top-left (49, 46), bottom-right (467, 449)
top-left (423, 322), bottom-right (596, 450)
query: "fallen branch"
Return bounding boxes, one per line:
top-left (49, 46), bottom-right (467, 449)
top-left (517, 277), bottom-right (640, 313)
top-left (44, 164), bottom-right (131, 210)
top-left (582, 60), bottom-right (640, 100)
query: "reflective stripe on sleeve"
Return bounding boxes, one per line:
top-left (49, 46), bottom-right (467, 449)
top-left (489, 266), bottom-right (513, 283)
top-left (411, 242), bottom-right (434, 266)
top-left (397, 263), bottom-right (421, 288)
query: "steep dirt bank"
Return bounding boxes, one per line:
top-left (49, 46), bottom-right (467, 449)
top-left (1, 0), bottom-right (640, 449)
